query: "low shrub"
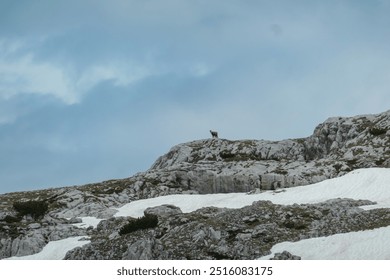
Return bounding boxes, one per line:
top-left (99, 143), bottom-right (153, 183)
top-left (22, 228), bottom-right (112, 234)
top-left (13, 200), bottom-right (49, 219)
top-left (2, 215), bottom-right (22, 223)
top-left (219, 151), bottom-right (258, 162)
top-left (119, 214), bottom-right (158, 235)
top-left (369, 127), bottom-right (387, 136)
top-left (333, 163), bottom-right (343, 172)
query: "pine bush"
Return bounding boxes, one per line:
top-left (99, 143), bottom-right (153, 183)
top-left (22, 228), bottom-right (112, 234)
top-left (13, 200), bottom-right (49, 219)
top-left (119, 214), bottom-right (158, 235)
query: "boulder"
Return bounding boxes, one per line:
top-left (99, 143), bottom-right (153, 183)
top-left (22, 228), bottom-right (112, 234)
top-left (270, 251), bottom-right (301, 260)
top-left (144, 204), bottom-right (182, 217)
top-left (122, 238), bottom-right (155, 260)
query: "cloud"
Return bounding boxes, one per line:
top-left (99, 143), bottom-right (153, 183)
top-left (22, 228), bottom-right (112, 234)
top-left (0, 53), bottom-right (77, 104)
top-left (0, 40), bottom-right (77, 104)
top-left (0, 39), bottom-right (156, 108)
top-left (75, 62), bottom-right (152, 93)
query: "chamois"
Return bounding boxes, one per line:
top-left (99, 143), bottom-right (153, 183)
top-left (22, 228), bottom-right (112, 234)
top-left (210, 130), bottom-right (218, 138)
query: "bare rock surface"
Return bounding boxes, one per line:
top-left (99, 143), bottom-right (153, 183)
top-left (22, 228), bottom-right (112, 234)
top-left (270, 251), bottom-right (301, 260)
top-left (144, 205), bottom-right (182, 217)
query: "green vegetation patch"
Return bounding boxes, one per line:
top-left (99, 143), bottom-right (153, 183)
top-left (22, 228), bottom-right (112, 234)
top-left (2, 215), bottom-right (22, 223)
top-left (369, 127), bottom-right (387, 136)
top-left (219, 151), bottom-right (258, 162)
top-left (119, 214), bottom-right (159, 235)
top-left (13, 200), bottom-right (49, 220)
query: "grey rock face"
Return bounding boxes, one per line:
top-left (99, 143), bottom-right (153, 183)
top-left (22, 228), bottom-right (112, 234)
top-left (144, 205), bottom-right (182, 217)
top-left (270, 251), bottom-right (301, 260)
top-left (0, 222), bottom-right (87, 258)
top-left (122, 238), bottom-right (155, 260)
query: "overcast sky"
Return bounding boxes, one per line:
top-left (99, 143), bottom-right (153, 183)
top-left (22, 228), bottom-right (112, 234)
top-left (1, 0), bottom-right (390, 194)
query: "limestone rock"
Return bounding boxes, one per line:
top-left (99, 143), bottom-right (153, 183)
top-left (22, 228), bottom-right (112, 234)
top-left (144, 205), bottom-right (182, 217)
top-left (270, 251), bottom-right (301, 260)
top-left (122, 238), bottom-right (155, 260)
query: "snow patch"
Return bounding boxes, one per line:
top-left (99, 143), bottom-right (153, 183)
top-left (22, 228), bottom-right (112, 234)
top-left (72, 217), bottom-right (103, 229)
top-left (259, 226), bottom-right (390, 260)
top-left (114, 168), bottom-right (390, 218)
top-left (5, 236), bottom-right (90, 260)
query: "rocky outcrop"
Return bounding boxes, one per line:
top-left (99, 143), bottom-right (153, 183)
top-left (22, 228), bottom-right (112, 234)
top-left (147, 110), bottom-right (390, 192)
top-left (270, 251), bottom-right (301, 260)
top-left (122, 238), bottom-right (155, 260)
top-left (144, 205), bottom-right (182, 217)
top-left (0, 215), bottom-right (87, 258)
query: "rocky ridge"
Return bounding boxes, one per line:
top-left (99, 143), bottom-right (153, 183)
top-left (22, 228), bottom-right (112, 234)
top-left (148, 110), bottom-right (390, 192)
top-left (1, 110), bottom-right (390, 259)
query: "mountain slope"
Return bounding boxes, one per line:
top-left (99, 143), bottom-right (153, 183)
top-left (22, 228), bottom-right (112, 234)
top-left (6, 168), bottom-right (390, 260)
top-left (1, 110), bottom-right (390, 259)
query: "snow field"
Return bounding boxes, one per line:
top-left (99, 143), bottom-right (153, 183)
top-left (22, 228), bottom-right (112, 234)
top-left (5, 236), bottom-right (90, 260)
top-left (114, 168), bottom-right (390, 218)
top-left (259, 226), bottom-right (390, 260)
top-left (72, 216), bottom-right (104, 229)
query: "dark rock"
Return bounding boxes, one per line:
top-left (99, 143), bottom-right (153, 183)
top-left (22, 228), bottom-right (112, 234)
top-left (270, 251), bottom-right (301, 260)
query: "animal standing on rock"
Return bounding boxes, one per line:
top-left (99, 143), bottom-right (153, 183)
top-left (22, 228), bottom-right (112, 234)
top-left (210, 130), bottom-right (218, 138)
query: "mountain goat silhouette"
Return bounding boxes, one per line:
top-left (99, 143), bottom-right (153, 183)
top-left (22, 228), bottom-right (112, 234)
top-left (210, 130), bottom-right (218, 138)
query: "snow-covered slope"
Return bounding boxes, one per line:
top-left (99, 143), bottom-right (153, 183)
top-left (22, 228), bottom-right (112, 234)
top-left (114, 168), bottom-right (390, 218)
top-left (7, 168), bottom-right (390, 260)
top-left (259, 226), bottom-right (390, 260)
